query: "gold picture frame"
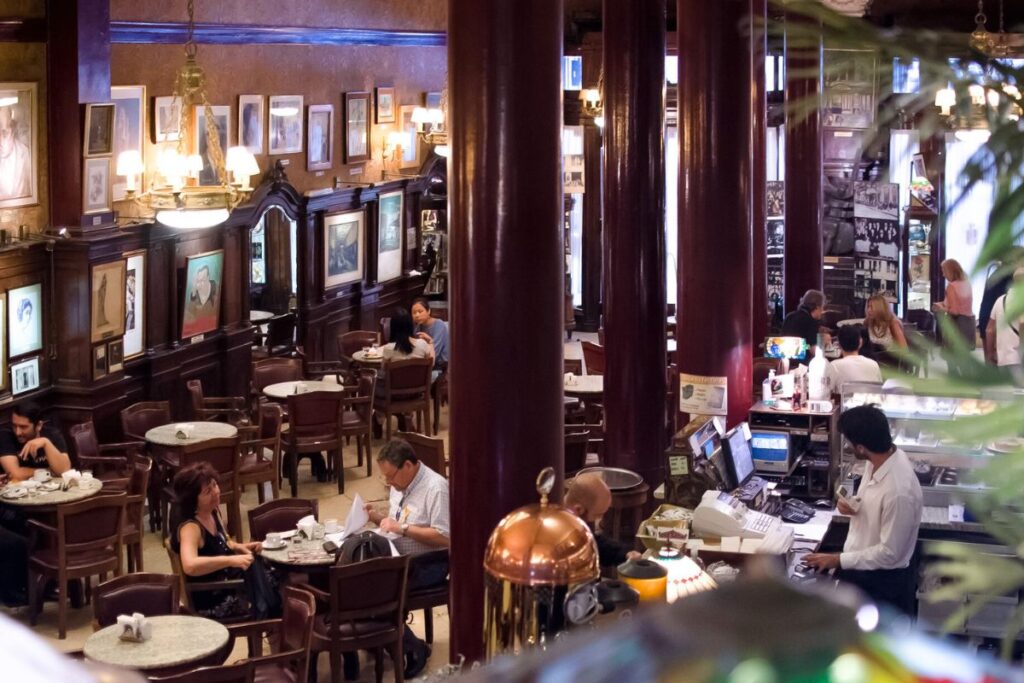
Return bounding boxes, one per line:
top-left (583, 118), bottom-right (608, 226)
top-left (91, 259), bottom-right (127, 343)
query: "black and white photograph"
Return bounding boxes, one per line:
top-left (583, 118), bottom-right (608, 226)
top-left (855, 255), bottom-right (899, 302)
top-left (153, 95), bottom-right (182, 143)
top-left (766, 181), bottom-right (784, 217)
top-left (93, 344), bottom-right (107, 380)
top-left (853, 181), bottom-right (899, 220)
top-left (82, 157), bottom-right (111, 214)
top-left (238, 95), bottom-right (263, 154)
top-left (854, 218), bottom-right (900, 260)
top-left (8, 282), bottom-right (41, 358)
top-left (0, 82), bottom-right (37, 209)
top-left (269, 95), bottom-right (304, 155)
top-left (307, 104), bottom-right (333, 171)
top-left (107, 339), bottom-right (124, 373)
top-left (124, 250), bottom-right (145, 359)
top-left (421, 209), bottom-right (443, 232)
top-left (767, 219), bottom-right (785, 257)
top-left (11, 356), bottom-right (39, 395)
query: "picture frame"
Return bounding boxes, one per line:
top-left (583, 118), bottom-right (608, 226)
top-left (93, 344), bottom-right (107, 380)
top-left (8, 283), bottom-right (41, 358)
top-left (398, 104), bottom-right (419, 169)
top-left (111, 85), bottom-right (146, 201)
top-left (425, 91), bottom-right (442, 109)
top-left (343, 91), bottom-right (370, 164)
top-left (107, 339), bottom-right (124, 373)
top-left (82, 157), bottom-right (111, 214)
top-left (181, 249), bottom-right (225, 340)
top-left (375, 86), bottom-right (396, 124)
top-left (84, 103), bottom-right (115, 157)
top-left (306, 104), bottom-right (334, 172)
top-left (153, 95), bottom-right (182, 143)
top-left (11, 356), bottom-right (39, 395)
top-left (0, 82), bottom-right (38, 209)
top-left (323, 210), bottom-right (365, 290)
top-left (91, 259), bottom-right (127, 343)
top-left (268, 95), bottom-right (304, 155)
top-left (123, 249), bottom-right (146, 359)
top-left (238, 95), bottom-right (264, 154)
top-left (194, 105), bottom-right (231, 186)
top-left (377, 190), bottom-right (404, 283)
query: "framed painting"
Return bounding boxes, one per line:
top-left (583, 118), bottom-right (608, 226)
top-left (307, 104), bottom-right (334, 172)
top-left (343, 91), bottom-right (370, 164)
top-left (239, 94), bottom-right (264, 154)
top-left (123, 250), bottom-right (146, 359)
top-left (91, 259), bottom-right (127, 343)
top-left (93, 344), bottom-right (107, 380)
top-left (8, 283), bottom-right (41, 358)
top-left (0, 82), bottom-right (37, 209)
top-left (111, 85), bottom-right (145, 201)
top-left (377, 190), bottom-right (404, 282)
top-left (82, 157), bottom-right (111, 214)
top-left (375, 86), bottom-right (395, 124)
top-left (268, 95), bottom-right (303, 155)
top-left (107, 339), bottom-right (124, 374)
top-left (323, 210), bottom-right (364, 290)
top-left (153, 95), bottom-right (182, 143)
top-left (11, 356), bottom-right (38, 395)
top-left (84, 103), bottom-right (114, 157)
top-left (398, 105), bottom-right (419, 169)
top-left (194, 105), bottom-right (230, 186)
top-left (181, 249), bottom-right (224, 340)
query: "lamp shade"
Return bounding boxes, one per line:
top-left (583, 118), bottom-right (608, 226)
top-left (934, 87), bottom-right (956, 110)
top-left (116, 150), bottom-right (144, 177)
top-left (225, 146), bottom-right (259, 179)
top-left (156, 207), bottom-right (229, 230)
top-left (186, 154), bottom-right (204, 176)
top-left (652, 548), bottom-right (717, 604)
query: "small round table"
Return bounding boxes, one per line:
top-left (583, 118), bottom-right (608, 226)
top-left (263, 380), bottom-right (345, 399)
top-left (261, 535), bottom-right (337, 569)
top-left (0, 479), bottom-right (104, 509)
top-left (837, 318), bottom-right (865, 327)
top-left (564, 374), bottom-right (604, 396)
top-left (84, 614), bottom-right (230, 676)
top-left (250, 310), bottom-right (274, 324)
top-left (352, 350), bottom-right (384, 366)
top-left (144, 421), bottom-right (239, 447)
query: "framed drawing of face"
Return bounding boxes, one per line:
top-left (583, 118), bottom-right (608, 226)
top-left (91, 259), bottom-right (127, 343)
top-left (84, 103), bottom-right (115, 157)
top-left (323, 210), bottom-right (364, 290)
top-left (181, 249), bottom-right (224, 340)
top-left (82, 158), bottom-right (111, 214)
top-left (153, 95), bottom-right (182, 143)
top-left (307, 104), bottom-right (334, 172)
top-left (239, 95), bottom-right (264, 154)
top-left (398, 105), bottom-right (419, 169)
top-left (111, 85), bottom-right (146, 201)
top-left (376, 190), bottom-right (404, 282)
top-left (343, 91), bottom-right (370, 164)
top-left (194, 105), bottom-right (230, 186)
top-left (268, 95), bottom-right (304, 155)
top-left (0, 82), bottom-right (38, 209)
top-left (123, 250), bottom-right (146, 359)
top-left (375, 86), bottom-right (396, 124)
top-left (8, 283), bottom-right (41, 358)
top-left (11, 356), bottom-right (38, 395)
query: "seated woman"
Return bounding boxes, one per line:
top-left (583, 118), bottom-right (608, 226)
top-left (382, 308), bottom-right (435, 366)
top-left (864, 294), bottom-right (910, 372)
top-left (171, 463), bottom-right (278, 619)
top-left (411, 297), bottom-right (449, 368)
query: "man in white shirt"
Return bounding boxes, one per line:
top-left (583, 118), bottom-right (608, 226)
top-left (827, 325), bottom-right (882, 392)
top-left (985, 266), bottom-right (1024, 373)
top-left (804, 405), bottom-right (922, 614)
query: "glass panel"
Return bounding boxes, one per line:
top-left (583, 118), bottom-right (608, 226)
top-left (944, 131), bottom-right (995, 312)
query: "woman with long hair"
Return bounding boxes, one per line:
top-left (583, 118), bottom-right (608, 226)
top-left (933, 258), bottom-right (976, 375)
top-left (865, 294), bottom-right (907, 351)
top-left (382, 307), bottom-right (434, 363)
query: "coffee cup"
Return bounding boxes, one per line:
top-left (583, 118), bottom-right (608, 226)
top-left (32, 469), bottom-right (50, 482)
top-left (266, 532), bottom-right (281, 546)
top-left (324, 519), bottom-right (340, 534)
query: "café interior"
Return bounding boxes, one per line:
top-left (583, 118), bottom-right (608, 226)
top-left (2, 0), bottom-right (1024, 681)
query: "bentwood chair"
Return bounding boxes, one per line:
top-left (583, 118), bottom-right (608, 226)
top-left (405, 548), bottom-right (450, 645)
top-left (224, 587), bottom-right (317, 683)
top-left (27, 491), bottom-right (128, 639)
top-left (247, 498), bottom-right (319, 542)
top-left (564, 358), bottom-right (583, 375)
top-left (431, 364), bottom-right (449, 434)
top-left (251, 313), bottom-right (296, 360)
top-left (165, 540), bottom-right (251, 628)
top-left (237, 403), bottom-right (283, 504)
top-left (92, 573), bottom-right (179, 631)
top-left (374, 357), bottom-right (433, 441)
top-left (282, 391), bottom-right (345, 496)
top-left (338, 330), bottom-right (379, 365)
top-left (395, 431), bottom-right (447, 478)
top-left (564, 429), bottom-right (591, 477)
top-left (120, 400), bottom-right (172, 532)
top-left (341, 369), bottom-right (376, 478)
top-left (251, 357), bottom-right (305, 416)
top-left (160, 437), bottom-right (243, 541)
top-left (68, 421), bottom-right (143, 481)
top-left (186, 379), bottom-right (250, 425)
top-left (123, 454), bottom-right (153, 572)
top-left (581, 341), bottom-right (605, 375)
top-left (150, 660), bottom-right (255, 683)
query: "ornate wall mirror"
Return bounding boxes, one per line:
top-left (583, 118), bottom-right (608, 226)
top-left (249, 205), bottom-right (298, 316)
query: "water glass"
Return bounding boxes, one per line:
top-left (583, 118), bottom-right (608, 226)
top-left (313, 523), bottom-right (326, 540)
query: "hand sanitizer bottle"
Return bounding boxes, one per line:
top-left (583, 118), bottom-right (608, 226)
top-left (762, 369), bottom-right (776, 407)
top-left (808, 347), bottom-right (829, 401)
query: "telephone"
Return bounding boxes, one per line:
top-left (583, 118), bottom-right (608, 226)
top-left (692, 490), bottom-right (784, 540)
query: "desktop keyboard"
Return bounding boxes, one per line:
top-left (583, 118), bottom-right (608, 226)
top-left (745, 511), bottom-right (778, 536)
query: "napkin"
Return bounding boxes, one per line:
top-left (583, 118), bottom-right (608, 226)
top-left (117, 612), bottom-right (152, 642)
top-left (296, 515), bottom-right (317, 539)
top-left (61, 470), bottom-right (81, 485)
top-left (174, 423), bottom-right (195, 440)
top-left (564, 373), bottom-right (576, 385)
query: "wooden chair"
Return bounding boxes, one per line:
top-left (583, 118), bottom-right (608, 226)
top-left (150, 660), bottom-right (255, 683)
top-left (27, 491), bottom-right (127, 639)
top-left (92, 573), bottom-right (179, 630)
top-left (282, 390), bottom-right (345, 496)
top-left (186, 379), bottom-right (250, 425)
top-left (251, 357), bottom-right (305, 416)
top-left (237, 403), bottom-right (283, 504)
top-left (224, 586), bottom-right (316, 683)
top-left (564, 358), bottom-right (583, 375)
top-left (581, 340), bottom-right (605, 375)
top-left (378, 316), bottom-right (392, 343)
top-left (160, 437), bottom-right (242, 541)
top-left (120, 400), bottom-right (172, 532)
top-left (431, 365), bottom-right (449, 435)
top-left (405, 548), bottom-right (450, 646)
top-left (300, 555), bottom-right (410, 683)
top-left (165, 540), bottom-right (251, 625)
top-left (374, 357), bottom-right (433, 441)
top-left (258, 313), bottom-right (296, 358)
top-left (341, 369), bottom-right (376, 478)
top-left (338, 330), bottom-right (379, 363)
top-left (247, 498), bottom-right (319, 542)
top-left (564, 429), bottom-right (591, 477)
top-left (68, 421), bottom-right (142, 481)
top-left (395, 431), bottom-right (447, 478)
top-left (124, 453), bottom-right (153, 572)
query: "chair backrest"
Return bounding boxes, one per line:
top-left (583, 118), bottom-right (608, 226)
top-left (752, 357), bottom-right (784, 389)
top-left (379, 316), bottom-right (391, 342)
top-left (581, 341), bottom-right (605, 375)
top-left (120, 401), bottom-right (172, 441)
top-left (285, 391), bottom-right (344, 436)
top-left (127, 453), bottom-right (153, 521)
top-left (394, 431), bottom-right (446, 477)
top-left (383, 357), bottom-right (432, 396)
top-left (905, 308), bottom-right (936, 335)
top-left (564, 429), bottom-right (590, 476)
top-left (258, 402), bottom-right (284, 441)
top-left (271, 586), bottom-right (317, 681)
top-left (247, 498), bottom-right (319, 541)
top-left (252, 358), bottom-right (304, 393)
top-left (408, 548), bottom-right (450, 593)
top-left (564, 358), bottom-right (583, 375)
top-left (186, 379), bottom-right (206, 418)
top-left (56, 492), bottom-right (127, 568)
top-left (821, 310), bottom-right (844, 332)
top-left (68, 421), bottom-right (100, 459)
top-left (179, 437), bottom-right (241, 491)
top-left (338, 330), bottom-right (379, 359)
top-left (150, 660), bottom-right (255, 683)
top-left (326, 555), bottom-right (409, 636)
top-left (343, 369), bottom-right (377, 423)
top-left (93, 573), bottom-right (180, 629)
top-left (266, 313), bottom-right (296, 349)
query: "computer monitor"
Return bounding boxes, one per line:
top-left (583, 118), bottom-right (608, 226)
top-left (750, 429), bottom-right (792, 474)
top-left (721, 424), bottom-right (756, 489)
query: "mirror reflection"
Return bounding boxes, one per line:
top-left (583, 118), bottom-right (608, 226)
top-left (249, 205), bottom-right (298, 316)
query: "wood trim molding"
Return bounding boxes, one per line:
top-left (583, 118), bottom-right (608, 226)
top-left (110, 21), bottom-right (446, 47)
top-left (0, 17), bottom-right (46, 43)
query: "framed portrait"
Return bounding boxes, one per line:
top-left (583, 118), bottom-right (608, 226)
top-left (8, 283), bottom-right (41, 358)
top-left (82, 157), bottom-right (111, 215)
top-left (107, 339), bottom-right (124, 373)
top-left (238, 95), bottom-right (264, 154)
top-left (181, 249), bottom-right (225, 340)
top-left (194, 105), bottom-right (230, 186)
top-left (306, 104), bottom-right (334, 172)
top-left (343, 91), bottom-right (370, 164)
top-left (153, 95), bottom-right (182, 143)
top-left (268, 95), bottom-right (304, 155)
top-left (375, 86), bottom-right (396, 124)
top-left (10, 356), bottom-right (39, 395)
top-left (377, 190), bottom-right (404, 282)
top-left (123, 249), bottom-right (146, 359)
top-left (323, 210), bottom-right (364, 290)
top-left (111, 85), bottom-right (146, 201)
top-left (84, 103), bottom-right (114, 157)
top-left (398, 105), bottom-right (419, 169)
top-left (425, 91), bottom-right (442, 108)
top-left (0, 82), bottom-right (38, 209)
top-left (93, 344), bottom-right (107, 380)
top-left (91, 259), bottom-right (127, 343)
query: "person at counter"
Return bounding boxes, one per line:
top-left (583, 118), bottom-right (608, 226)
top-left (803, 405), bottom-right (923, 614)
top-left (827, 325), bottom-right (882, 392)
top-left (781, 289), bottom-right (826, 356)
top-left (0, 402), bottom-right (71, 482)
top-left (565, 473), bottom-right (641, 568)
top-left (984, 266), bottom-right (1024, 374)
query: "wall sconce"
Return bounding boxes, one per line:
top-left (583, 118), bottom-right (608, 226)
top-left (934, 87), bottom-right (956, 116)
top-left (116, 150), bottom-right (144, 196)
top-left (411, 105), bottom-right (446, 147)
top-left (225, 146), bottom-right (260, 190)
top-left (580, 87), bottom-right (602, 119)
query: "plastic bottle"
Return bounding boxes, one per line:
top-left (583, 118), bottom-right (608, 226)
top-left (808, 347), bottom-right (829, 401)
top-left (762, 369), bottom-right (776, 407)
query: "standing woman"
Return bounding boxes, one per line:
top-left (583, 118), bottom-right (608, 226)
top-left (933, 258), bottom-right (976, 375)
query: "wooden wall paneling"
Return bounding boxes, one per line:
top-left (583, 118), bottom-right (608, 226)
top-left (143, 231), bottom-right (173, 352)
top-left (221, 223), bottom-right (243, 329)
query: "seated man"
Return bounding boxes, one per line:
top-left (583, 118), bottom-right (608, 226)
top-left (0, 401), bottom-right (71, 482)
top-left (565, 472), bottom-right (641, 569)
top-left (827, 324), bottom-right (883, 392)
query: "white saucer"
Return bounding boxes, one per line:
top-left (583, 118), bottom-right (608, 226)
top-left (2, 488), bottom-right (27, 499)
top-left (261, 541), bottom-right (287, 551)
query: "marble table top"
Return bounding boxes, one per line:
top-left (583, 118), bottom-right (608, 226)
top-left (145, 421), bottom-right (238, 447)
top-left (0, 478), bottom-right (103, 507)
top-left (263, 380), bottom-right (345, 399)
top-left (84, 615), bottom-right (229, 670)
top-left (352, 349), bottom-right (385, 365)
top-left (261, 534), bottom-right (336, 567)
top-left (564, 374), bottom-right (604, 395)
top-left (250, 309), bottom-right (274, 323)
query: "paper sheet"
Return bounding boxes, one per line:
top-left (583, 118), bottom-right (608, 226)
top-left (325, 493), bottom-right (371, 546)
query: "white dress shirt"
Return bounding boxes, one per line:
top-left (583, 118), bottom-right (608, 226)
top-left (387, 462), bottom-right (450, 555)
top-left (826, 355), bottom-right (882, 392)
top-left (840, 448), bottom-right (922, 571)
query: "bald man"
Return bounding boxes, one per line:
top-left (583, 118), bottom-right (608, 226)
top-left (566, 473), bottom-right (641, 568)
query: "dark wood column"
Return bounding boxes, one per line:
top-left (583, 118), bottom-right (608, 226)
top-left (751, 0), bottom-right (769, 343)
top-left (677, 0), bottom-right (754, 426)
top-left (447, 0), bottom-right (564, 664)
top-left (602, 0), bottom-right (666, 482)
top-left (783, 10), bottom-right (823, 307)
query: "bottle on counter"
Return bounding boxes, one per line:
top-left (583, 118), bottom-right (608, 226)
top-left (762, 369), bottom-right (776, 407)
top-left (808, 347), bottom-right (829, 401)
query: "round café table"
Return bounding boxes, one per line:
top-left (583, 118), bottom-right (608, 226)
top-left (263, 380), bottom-right (345, 399)
top-left (837, 318), bottom-right (865, 327)
top-left (261, 534), bottom-right (336, 569)
top-left (0, 479), bottom-right (104, 510)
top-left (352, 349), bottom-right (384, 366)
top-left (84, 614), bottom-right (230, 676)
top-left (564, 374), bottom-right (604, 396)
top-left (250, 310), bottom-right (274, 324)
top-left (144, 421), bottom-right (239, 447)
